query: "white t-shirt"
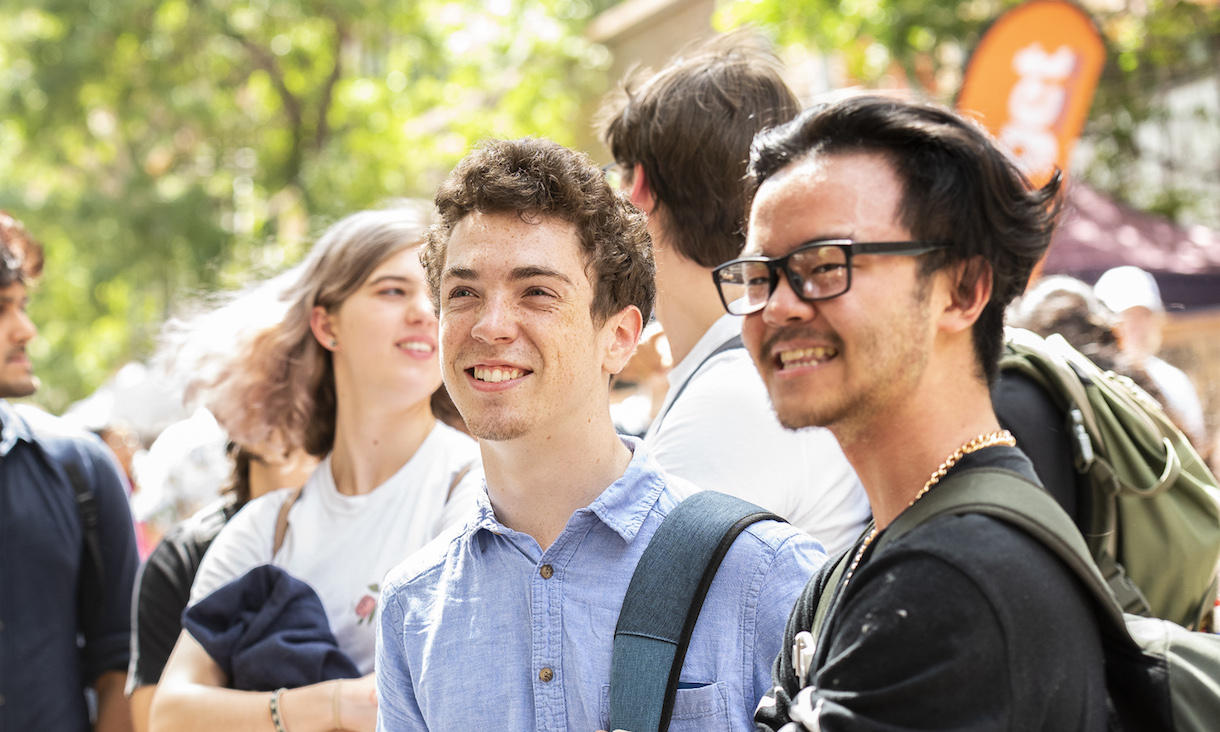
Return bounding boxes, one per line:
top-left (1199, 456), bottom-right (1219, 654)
top-left (645, 315), bottom-right (871, 555)
top-left (189, 422), bottom-right (481, 673)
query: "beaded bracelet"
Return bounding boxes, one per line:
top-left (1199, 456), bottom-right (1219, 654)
top-left (269, 687), bottom-right (289, 732)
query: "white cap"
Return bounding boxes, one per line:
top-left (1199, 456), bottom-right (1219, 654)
top-left (1093, 266), bottom-right (1164, 314)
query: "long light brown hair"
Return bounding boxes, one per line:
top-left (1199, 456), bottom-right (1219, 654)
top-left (207, 207), bottom-right (434, 457)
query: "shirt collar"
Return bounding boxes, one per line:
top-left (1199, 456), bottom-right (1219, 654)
top-left (470, 436), bottom-right (669, 544)
top-left (0, 400), bottom-right (33, 457)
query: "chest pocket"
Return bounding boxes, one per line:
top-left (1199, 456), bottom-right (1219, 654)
top-left (600, 681), bottom-right (733, 732)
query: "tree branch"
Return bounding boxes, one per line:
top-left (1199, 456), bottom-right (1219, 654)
top-left (315, 18), bottom-right (349, 153)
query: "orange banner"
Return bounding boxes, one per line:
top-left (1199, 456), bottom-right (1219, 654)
top-left (957, 0), bottom-right (1106, 187)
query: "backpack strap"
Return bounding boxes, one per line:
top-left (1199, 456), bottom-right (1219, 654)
top-left (64, 450), bottom-right (106, 618)
top-left (272, 487), bottom-right (304, 557)
top-left (447, 461), bottom-right (475, 501)
top-left (609, 491), bottom-right (783, 732)
top-left (650, 335), bottom-right (744, 435)
top-left (28, 432), bottom-right (107, 632)
top-left (811, 525), bottom-right (870, 643)
top-left (875, 467), bottom-right (1134, 647)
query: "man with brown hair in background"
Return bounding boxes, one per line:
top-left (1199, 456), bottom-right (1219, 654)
top-left (0, 210), bottom-right (138, 732)
top-left (598, 32), bottom-right (869, 554)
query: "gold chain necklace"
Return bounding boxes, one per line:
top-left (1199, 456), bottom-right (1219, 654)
top-left (841, 430), bottom-right (1016, 588)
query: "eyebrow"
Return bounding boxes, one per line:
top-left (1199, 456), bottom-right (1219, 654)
top-left (442, 265), bottom-right (575, 287)
top-left (366, 274), bottom-right (413, 287)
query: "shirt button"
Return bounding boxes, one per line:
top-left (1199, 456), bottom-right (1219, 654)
top-left (539, 667), bottom-right (554, 683)
top-left (539, 564), bottom-right (554, 579)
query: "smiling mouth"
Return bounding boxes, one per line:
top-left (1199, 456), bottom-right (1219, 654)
top-left (777, 346), bottom-right (838, 370)
top-left (470, 366), bottom-right (527, 383)
top-left (397, 340), bottom-right (435, 354)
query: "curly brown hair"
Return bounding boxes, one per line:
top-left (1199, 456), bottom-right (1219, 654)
top-left (421, 137), bottom-right (654, 326)
top-left (0, 210), bottom-right (45, 287)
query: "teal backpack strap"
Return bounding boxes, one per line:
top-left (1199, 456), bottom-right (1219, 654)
top-left (609, 490), bottom-right (782, 732)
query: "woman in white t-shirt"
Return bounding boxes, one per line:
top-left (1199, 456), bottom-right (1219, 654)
top-left (150, 208), bottom-right (481, 732)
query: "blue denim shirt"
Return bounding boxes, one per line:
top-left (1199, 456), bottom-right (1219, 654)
top-left (375, 438), bottom-right (827, 732)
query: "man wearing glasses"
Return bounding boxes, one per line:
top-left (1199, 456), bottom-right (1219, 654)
top-left (598, 32), bottom-right (869, 554)
top-left (724, 97), bottom-right (1110, 729)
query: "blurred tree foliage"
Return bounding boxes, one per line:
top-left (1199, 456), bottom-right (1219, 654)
top-left (0, 0), bottom-right (610, 413)
top-left (719, 0), bottom-right (1220, 221)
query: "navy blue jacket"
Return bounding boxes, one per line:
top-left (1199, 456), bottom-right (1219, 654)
top-left (0, 402), bottom-right (139, 732)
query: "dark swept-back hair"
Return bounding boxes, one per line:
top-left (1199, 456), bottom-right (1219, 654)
top-left (0, 210), bottom-right (45, 288)
top-left (598, 30), bottom-right (800, 268)
top-left (747, 95), bottom-right (1062, 383)
top-left (422, 137), bottom-right (655, 325)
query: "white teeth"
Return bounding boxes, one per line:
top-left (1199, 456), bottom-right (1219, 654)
top-left (399, 341), bottom-right (434, 353)
top-left (473, 367), bottom-right (524, 383)
top-left (779, 346), bottom-right (837, 367)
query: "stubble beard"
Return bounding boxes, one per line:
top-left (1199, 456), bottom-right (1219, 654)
top-left (465, 413), bottom-right (531, 442)
top-left (0, 371), bottom-right (38, 400)
top-left (769, 284), bottom-right (934, 437)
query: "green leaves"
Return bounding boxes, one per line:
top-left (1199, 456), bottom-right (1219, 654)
top-left (1, 0), bottom-right (607, 413)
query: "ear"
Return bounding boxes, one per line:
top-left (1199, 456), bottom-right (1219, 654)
top-left (601, 305), bottom-right (645, 377)
top-left (310, 305), bottom-right (338, 351)
top-left (628, 164), bottom-right (657, 216)
top-left (937, 256), bottom-right (993, 334)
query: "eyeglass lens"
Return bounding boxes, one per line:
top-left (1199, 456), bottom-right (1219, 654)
top-left (717, 245), bottom-right (850, 315)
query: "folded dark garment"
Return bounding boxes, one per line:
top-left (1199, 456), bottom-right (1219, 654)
top-left (183, 564), bottom-right (361, 691)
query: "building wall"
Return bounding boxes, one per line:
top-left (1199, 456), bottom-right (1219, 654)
top-left (585, 0), bottom-right (717, 161)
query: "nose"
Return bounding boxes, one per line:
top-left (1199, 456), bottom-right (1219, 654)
top-left (12, 308), bottom-right (37, 344)
top-left (469, 296), bottom-right (516, 343)
top-left (761, 272), bottom-right (817, 327)
top-left (406, 288), bottom-right (437, 325)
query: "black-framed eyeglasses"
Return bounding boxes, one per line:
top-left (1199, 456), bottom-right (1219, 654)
top-left (712, 239), bottom-right (948, 316)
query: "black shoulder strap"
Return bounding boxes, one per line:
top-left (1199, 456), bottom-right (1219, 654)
top-left (650, 335), bottom-right (744, 435)
top-left (30, 432), bottom-right (107, 629)
top-left (876, 467), bottom-right (1134, 648)
top-left (609, 490), bottom-right (783, 732)
top-left (65, 450), bottom-right (106, 617)
top-left (811, 526), bottom-right (870, 643)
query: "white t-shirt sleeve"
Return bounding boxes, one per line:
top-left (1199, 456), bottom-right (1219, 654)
top-left (430, 460), bottom-right (483, 540)
top-left (188, 488), bottom-right (293, 605)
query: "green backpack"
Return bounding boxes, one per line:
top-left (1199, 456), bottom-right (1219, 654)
top-left (1001, 327), bottom-right (1220, 629)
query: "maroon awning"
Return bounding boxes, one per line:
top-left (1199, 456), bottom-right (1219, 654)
top-left (1042, 182), bottom-right (1220, 310)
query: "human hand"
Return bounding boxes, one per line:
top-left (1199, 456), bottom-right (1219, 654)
top-left (334, 674), bottom-right (378, 732)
